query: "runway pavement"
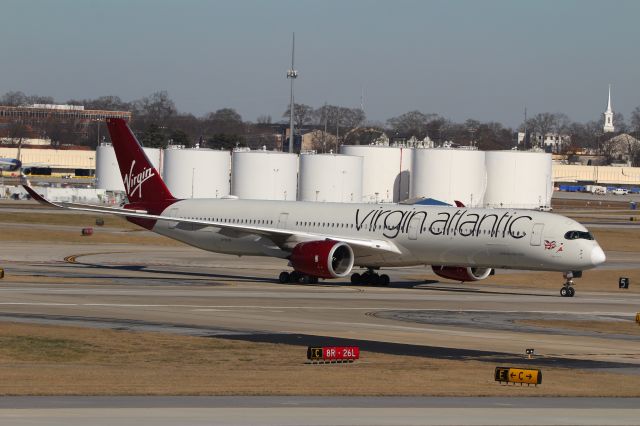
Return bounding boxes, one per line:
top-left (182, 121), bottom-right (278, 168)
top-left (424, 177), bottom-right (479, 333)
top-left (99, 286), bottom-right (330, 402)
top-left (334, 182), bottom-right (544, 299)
top-left (0, 396), bottom-right (639, 425)
top-left (1, 241), bottom-right (639, 368)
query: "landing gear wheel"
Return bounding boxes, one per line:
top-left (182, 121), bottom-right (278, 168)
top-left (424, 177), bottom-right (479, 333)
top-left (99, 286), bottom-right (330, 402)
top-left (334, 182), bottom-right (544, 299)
top-left (350, 273), bottom-right (361, 285)
top-left (379, 274), bottom-right (390, 286)
top-left (278, 271), bottom-right (290, 284)
top-left (560, 273), bottom-right (576, 297)
top-left (299, 275), bottom-right (319, 284)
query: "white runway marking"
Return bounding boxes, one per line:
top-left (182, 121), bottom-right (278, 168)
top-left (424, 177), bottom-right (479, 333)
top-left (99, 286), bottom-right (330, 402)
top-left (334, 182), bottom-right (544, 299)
top-left (0, 302), bottom-right (635, 317)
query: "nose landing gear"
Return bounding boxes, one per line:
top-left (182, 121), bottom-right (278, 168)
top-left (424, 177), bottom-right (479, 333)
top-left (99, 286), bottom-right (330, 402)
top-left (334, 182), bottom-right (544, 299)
top-left (560, 272), bottom-right (575, 297)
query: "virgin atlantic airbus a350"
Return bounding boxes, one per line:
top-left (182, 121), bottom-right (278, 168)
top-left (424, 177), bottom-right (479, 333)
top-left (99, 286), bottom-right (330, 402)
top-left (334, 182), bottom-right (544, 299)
top-left (24, 118), bottom-right (605, 297)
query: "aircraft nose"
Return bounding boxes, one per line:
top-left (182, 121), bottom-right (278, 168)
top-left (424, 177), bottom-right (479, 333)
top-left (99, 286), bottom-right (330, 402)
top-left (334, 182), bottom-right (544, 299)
top-left (590, 246), bottom-right (606, 266)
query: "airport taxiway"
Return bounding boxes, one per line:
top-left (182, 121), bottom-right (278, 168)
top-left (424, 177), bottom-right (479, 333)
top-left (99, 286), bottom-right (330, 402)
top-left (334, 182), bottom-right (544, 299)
top-left (1, 396), bottom-right (639, 426)
top-left (1, 241), bottom-right (639, 367)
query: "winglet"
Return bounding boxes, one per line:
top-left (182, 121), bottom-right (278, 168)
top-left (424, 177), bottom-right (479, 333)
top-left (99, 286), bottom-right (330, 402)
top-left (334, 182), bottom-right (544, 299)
top-left (454, 200), bottom-right (466, 208)
top-left (22, 184), bottom-right (61, 208)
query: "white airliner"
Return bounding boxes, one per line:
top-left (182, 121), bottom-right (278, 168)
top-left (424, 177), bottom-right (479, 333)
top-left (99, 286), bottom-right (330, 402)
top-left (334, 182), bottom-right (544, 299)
top-left (24, 118), bottom-right (606, 297)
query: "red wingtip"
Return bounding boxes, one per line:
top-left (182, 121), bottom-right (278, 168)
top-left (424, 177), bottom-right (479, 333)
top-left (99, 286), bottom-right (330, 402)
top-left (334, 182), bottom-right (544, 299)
top-left (454, 200), bottom-right (465, 208)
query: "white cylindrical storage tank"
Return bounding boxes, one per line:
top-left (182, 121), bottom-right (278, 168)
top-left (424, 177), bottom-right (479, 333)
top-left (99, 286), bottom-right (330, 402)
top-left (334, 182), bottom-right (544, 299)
top-left (231, 150), bottom-right (298, 200)
top-left (143, 148), bottom-right (162, 176)
top-left (95, 143), bottom-right (122, 191)
top-left (339, 145), bottom-right (412, 203)
top-left (95, 144), bottom-right (162, 191)
top-left (163, 148), bottom-right (230, 198)
top-left (484, 151), bottom-right (553, 209)
top-left (298, 153), bottom-right (363, 202)
top-left (411, 149), bottom-right (486, 207)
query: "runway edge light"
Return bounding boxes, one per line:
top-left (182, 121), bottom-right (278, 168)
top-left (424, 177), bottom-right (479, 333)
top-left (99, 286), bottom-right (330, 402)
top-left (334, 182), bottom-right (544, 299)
top-left (495, 367), bottom-right (542, 386)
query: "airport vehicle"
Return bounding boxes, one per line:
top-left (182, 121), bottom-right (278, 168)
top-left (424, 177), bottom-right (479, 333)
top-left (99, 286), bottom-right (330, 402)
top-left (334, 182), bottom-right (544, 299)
top-left (23, 118), bottom-right (606, 297)
top-left (611, 188), bottom-right (629, 195)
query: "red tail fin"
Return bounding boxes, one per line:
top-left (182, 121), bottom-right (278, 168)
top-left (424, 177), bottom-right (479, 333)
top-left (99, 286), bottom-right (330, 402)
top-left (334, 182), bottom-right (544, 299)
top-left (106, 118), bottom-right (175, 203)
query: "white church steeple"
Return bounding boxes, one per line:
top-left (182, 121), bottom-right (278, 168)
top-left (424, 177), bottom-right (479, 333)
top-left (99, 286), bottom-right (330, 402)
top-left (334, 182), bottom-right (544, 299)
top-left (603, 84), bottom-right (615, 133)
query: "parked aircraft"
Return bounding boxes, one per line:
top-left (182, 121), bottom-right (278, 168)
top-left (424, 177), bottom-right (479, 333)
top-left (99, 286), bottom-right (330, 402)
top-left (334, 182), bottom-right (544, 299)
top-left (0, 157), bottom-right (22, 172)
top-left (23, 118), bottom-right (606, 297)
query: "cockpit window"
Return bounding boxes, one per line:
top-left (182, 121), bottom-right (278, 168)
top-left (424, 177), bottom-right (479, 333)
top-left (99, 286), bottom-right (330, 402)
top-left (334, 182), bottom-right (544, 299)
top-left (564, 230), bottom-right (594, 240)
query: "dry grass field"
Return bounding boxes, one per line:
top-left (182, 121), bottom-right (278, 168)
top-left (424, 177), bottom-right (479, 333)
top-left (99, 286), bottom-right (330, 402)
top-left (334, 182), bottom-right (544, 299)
top-left (1, 322), bottom-right (639, 397)
top-left (0, 210), bottom-right (182, 245)
top-left (0, 211), bottom-right (139, 230)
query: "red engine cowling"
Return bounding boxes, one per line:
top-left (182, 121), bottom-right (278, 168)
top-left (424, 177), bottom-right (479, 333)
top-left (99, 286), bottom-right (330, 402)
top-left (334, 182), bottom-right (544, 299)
top-left (290, 240), bottom-right (354, 279)
top-left (432, 266), bottom-right (493, 282)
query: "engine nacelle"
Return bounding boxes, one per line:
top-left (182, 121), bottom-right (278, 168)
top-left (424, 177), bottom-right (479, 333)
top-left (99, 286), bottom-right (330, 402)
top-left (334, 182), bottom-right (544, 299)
top-left (432, 266), bottom-right (493, 282)
top-left (290, 240), bottom-right (354, 279)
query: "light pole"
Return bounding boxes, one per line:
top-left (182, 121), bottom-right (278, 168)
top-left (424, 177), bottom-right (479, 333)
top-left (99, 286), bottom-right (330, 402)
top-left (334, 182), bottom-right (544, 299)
top-left (286, 33), bottom-right (297, 153)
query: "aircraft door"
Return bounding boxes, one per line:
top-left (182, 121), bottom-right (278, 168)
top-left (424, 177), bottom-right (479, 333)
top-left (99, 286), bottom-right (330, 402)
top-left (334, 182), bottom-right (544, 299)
top-left (408, 216), bottom-right (421, 240)
top-left (530, 223), bottom-right (544, 246)
top-left (277, 213), bottom-right (289, 229)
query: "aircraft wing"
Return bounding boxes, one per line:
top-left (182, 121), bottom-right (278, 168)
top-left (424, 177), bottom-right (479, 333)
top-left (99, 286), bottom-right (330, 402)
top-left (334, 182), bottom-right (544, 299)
top-left (23, 184), bottom-right (402, 258)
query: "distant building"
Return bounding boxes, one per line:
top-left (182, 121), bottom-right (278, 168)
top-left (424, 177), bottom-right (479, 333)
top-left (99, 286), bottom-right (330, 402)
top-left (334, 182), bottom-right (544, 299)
top-left (0, 103), bottom-right (131, 139)
top-left (603, 85), bottom-right (615, 133)
top-left (518, 132), bottom-right (570, 153)
top-left (301, 129), bottom-right (337, 152)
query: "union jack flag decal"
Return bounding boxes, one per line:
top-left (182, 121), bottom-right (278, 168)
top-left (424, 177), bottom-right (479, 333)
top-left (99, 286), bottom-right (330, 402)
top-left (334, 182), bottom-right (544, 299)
top-left (544, 240), bottom-right (556, 250)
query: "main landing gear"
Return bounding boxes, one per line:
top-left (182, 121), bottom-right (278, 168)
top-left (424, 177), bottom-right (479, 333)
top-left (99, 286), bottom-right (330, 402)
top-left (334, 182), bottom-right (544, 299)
top-left (350, 269), bottom-right (390, 286)
top-left (278, 271), bottom-right (319, 284)
top-left (560, 272), bottom-right (575, 297)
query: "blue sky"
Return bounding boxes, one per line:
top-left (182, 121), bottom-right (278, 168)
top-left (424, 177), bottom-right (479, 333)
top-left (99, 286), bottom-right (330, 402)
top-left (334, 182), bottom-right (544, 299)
top-left (1, 0), bottom-right (638, 127)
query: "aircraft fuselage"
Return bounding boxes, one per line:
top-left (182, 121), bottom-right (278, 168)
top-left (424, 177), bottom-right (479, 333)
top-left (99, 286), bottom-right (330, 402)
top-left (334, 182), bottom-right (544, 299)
top-left (150, 198), bottom-right (604, 272)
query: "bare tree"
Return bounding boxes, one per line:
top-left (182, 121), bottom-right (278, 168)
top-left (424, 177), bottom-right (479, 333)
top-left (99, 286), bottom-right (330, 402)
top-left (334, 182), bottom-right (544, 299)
top-left (26, 95), bottom-right (55, 105)
top-left (340, 108), bottom-right (366, 129)
top-left (1, 91), bottom-right (28, 106)
top-left (387, 111), bottom-right (441, 139)
top-left (612, 112), bottom-right (628, 133)
top-left (528, 112), bottom-right (565, 147)
top-left (256, 114), bottom-right (272, 125)
top-left (631, 106), bottom-right (640, 133)
top-left (342, 127), bottom-right (384, 145)
top-left (282, 103), bottom-right (314, 129)
top-left (132, 91), bottom-right (177, 123)
top-left (68, 95), bottom-right (131, 111)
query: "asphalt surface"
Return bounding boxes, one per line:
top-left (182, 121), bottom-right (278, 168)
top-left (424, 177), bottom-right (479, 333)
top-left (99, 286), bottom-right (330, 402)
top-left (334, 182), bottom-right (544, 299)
top-left (1, 397), bottom-right (639, 426)
top-left (1, 239), bottom-right (639, 368)
top-left (1, 201), bottom-right (640, 426)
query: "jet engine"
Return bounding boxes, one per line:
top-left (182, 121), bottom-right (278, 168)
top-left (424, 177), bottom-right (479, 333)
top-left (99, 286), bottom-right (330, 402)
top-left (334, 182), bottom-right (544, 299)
top-left (290, 240), bottom-right (354, 279)
top-left (432, 266), bottom-right (493, 282)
